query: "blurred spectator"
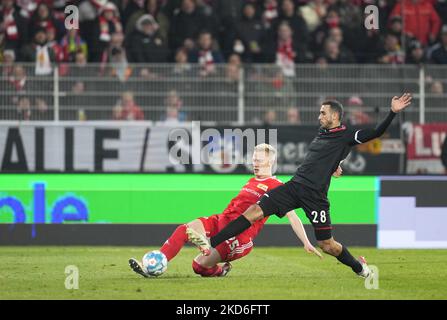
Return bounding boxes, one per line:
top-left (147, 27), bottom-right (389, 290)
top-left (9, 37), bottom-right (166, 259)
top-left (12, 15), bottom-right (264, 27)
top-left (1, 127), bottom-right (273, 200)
top-left (16, 96), bottom-right (31, 121)
top-left (212, 0), bottom-right (250, 57)
top-left (126, 0), bottom-right (169, 43)
top-left (264, 109), bottom-right (277, 125)
top-left (225, 53), bottom-right (242, 83)
top-left (272, 0), bottom-right (309, 52)
top-left (316, 37), bottom-right (355, 64)
top-left (261, 0), bottom-right (279, 29)
top-left (248, 65), bottom-right (295, 113)
top-left (0, 0), bottom-right (29, 56)
top-left (436, 0), bottom-right (447, 25)
top-left (60, 28), bottom-right (88, 63)
top-left (46, 26), bottom-right (64, 62)
top-left (169, 0), bottom-right (210, 52)
top-left (377, 33), bottom-right (405, 64)
top-left (101, 32), bottom-right (132, 82)
top-left (68, 50), bottom-right (90, 77)
top-left (387, 16), bottom-right (413, 47)
top-left (262, 21), bottom-right (306, 76)
top-left (425, 77), bottom-right (445, 108)
top-left (126, 14), bottom-right (169, 62)
top-left (188, 31), bottom-right (224, 77)
top-left (7, 65), bottom-right (29, 107)
top-left (286, 106), bottom-right (300, 124)
top-left (234, 3), bottom-right (264, 63)
top-left (1, 49), bottom-right (15, 76)
top-left (430, 80), bottom-right (444, 95)
top-left (429, 25), bottom-right (447, 64)
top-left (329, 0), bottom-right (362, 30)
top-left (310, 8), bottom-right (341, 54)
top-left (116, 0), bottom-right (142, 29)
top-left (34, 95), bottom-right (50, 120)
top-left (29, 2), bottom-right (63, 41)
top-left (406, 39), bottom-right (426, 64)
top-left (15, 0), bottom-right (39, 19)
top-left (172, 46), bottom-right (192, 75)
top-left (113, 91), bottom-right (145, 120)
top-left (389, 0), bottom-right (441, 46)
top-left (345, 95), bottom-right (372, 125)
top-left (93, 1), bottom-right (123, 62)
top-left (161, 89), bottom-right (187, 122)
top-left (275, 22), bottom-right (299, 76)
top-left (326, 27), bottom-right (356, 60)
top-left (20, 28), bottom-right (56, 75)
top-left (299, 0), bottom-right (327, 32)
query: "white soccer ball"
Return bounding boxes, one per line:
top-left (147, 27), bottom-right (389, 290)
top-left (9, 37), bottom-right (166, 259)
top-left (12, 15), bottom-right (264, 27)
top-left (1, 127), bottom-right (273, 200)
top-left (142, 250), bottom-right (168, 276)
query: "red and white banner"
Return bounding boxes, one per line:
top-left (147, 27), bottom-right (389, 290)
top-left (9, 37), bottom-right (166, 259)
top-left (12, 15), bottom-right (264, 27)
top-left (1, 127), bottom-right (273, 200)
top-left (406, 123), bottom-right (447, 174)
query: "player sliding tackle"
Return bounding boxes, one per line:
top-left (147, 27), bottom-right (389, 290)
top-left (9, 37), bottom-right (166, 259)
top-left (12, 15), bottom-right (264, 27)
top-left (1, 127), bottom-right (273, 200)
top-left (188, 93), bottom-right (412, 278)
top-left (130, 144), bottom-right (330, 278)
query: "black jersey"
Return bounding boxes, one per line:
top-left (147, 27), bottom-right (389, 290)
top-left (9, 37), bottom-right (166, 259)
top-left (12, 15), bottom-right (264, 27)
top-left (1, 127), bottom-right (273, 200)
top-left (292, 110), bottom-right (397, 194)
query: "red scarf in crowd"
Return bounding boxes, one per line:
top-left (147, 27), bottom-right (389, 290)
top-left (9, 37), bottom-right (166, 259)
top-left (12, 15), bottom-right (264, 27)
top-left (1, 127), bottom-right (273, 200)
top-left (198, 50), bottom-right (215, 74)
top-left (2, 8), bottom-right (19, 41)
top-left (277, 40), bottom-right (296, 63)
top-left (99, 15), bottom-right (123, 42)
top-left (9, 75), bottom-right (27, 91)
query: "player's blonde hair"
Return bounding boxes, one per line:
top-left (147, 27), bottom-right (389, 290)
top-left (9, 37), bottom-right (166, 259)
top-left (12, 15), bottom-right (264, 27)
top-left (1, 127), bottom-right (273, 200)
top-left (254, 143), bottom-right (277, 162)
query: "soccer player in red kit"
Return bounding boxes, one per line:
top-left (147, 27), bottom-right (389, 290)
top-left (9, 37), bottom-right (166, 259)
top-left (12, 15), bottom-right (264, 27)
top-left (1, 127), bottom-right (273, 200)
top-left (129, 144), bottom-right (324, 278)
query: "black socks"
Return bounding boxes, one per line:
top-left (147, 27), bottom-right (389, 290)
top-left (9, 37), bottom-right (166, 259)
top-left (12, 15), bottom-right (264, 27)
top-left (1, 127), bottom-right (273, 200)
top-left (210, 215), bottom-right (252, 248)
top-left (336, 246), bottom-right (363, 274)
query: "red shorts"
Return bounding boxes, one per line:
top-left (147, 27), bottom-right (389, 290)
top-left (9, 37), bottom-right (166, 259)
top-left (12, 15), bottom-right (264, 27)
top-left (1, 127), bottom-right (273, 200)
top-left (198, 214), bottom-right (254, 262)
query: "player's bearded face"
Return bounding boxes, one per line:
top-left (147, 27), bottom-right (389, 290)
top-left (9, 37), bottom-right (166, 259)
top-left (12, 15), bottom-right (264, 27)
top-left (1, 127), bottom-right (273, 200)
top-left (252, 151), bottom-right (272, 177)
top-left (319, 105), bottom-right (335, 129)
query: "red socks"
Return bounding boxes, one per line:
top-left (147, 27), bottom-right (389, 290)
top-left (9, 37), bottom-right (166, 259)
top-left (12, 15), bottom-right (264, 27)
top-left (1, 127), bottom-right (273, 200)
top-left (192, 260), bottom-right (223, 277)
top-left (160, 224), bottom-right (224, 276)
top-left (160, 224), bottom-right (188, 261)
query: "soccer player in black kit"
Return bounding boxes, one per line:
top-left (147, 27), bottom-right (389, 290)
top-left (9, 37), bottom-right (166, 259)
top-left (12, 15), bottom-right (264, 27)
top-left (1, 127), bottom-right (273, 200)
top-left (187, 93), bottom-right (412, 278)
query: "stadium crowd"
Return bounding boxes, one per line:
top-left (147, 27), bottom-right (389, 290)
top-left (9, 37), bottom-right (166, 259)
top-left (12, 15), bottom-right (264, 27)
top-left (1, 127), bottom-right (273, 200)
top-left (1, 0), bottom-right (447, 66)
top-left (0, 0), bottom-right (446, 122)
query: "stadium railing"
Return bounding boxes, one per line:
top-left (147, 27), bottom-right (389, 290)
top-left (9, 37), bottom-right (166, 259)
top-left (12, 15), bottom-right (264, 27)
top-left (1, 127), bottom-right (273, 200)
top-left (0, 63), bottom-right (445, 124)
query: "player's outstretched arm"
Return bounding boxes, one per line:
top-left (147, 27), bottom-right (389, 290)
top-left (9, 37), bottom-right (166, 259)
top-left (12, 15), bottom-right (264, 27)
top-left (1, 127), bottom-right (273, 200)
top-left (349, 93), bottom-right (412, 146)
top-left (286, 211), bottom-right (323, 259)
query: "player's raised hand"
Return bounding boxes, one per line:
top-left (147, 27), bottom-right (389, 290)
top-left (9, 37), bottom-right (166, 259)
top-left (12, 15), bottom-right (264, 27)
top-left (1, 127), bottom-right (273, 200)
top-left (304, 242), bottom-right (323, 259)
top-left (391, 93), bottom-right (412, 113)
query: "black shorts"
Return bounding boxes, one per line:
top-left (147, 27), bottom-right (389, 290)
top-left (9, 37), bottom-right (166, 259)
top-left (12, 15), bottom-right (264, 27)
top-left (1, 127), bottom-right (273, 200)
top-left (257, 181), bottom-right (332, 241)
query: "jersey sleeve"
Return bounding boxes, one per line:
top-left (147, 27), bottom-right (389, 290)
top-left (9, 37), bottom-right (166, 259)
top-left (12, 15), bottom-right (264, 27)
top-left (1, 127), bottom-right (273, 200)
top-left (346, 110), bottom-right (397, 146)
top-left (268, 178), bottom-right (284, 189)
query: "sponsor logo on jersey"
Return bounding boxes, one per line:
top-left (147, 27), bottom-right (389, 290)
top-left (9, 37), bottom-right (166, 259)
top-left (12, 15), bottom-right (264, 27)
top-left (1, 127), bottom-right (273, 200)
top-left (257, 183), bottom-right (268, 191)
top-left (242, 188), bottom-right (262, 198)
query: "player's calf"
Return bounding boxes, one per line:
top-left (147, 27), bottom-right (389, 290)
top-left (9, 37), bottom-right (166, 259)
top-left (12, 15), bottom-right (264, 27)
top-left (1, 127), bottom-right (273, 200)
top-left (192, 260), bottom-right (231, 277)
top-left (318, 239), bottom-right (364, 275)
top-left (318, 239), bottom-right (342, 256)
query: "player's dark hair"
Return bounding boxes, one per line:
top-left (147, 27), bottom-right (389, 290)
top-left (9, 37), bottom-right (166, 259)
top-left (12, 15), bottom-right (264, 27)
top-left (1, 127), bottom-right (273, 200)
top-left (322, 100), bottom-right (344, 121)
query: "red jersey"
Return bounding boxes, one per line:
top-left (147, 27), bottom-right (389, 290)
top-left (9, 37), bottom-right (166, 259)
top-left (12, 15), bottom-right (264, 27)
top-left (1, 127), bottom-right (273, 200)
top-left (221, 176), bottom-right (283, 239)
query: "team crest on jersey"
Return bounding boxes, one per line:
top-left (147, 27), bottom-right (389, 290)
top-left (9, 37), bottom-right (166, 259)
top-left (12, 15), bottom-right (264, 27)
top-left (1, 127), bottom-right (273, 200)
top-left (257, 183), bottom-right (268, 191)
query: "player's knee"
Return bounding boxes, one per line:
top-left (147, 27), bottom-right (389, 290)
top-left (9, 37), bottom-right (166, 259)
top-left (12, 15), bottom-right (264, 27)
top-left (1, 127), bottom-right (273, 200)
top-left (244, 204), bottom-right (264, 222)
top-left (318, 240), bottom-right (337, 255)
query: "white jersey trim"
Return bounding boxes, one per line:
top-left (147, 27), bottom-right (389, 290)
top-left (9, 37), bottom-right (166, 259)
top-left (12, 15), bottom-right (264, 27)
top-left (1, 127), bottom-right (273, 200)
top-left (354, 130), bottom-right (362, 144)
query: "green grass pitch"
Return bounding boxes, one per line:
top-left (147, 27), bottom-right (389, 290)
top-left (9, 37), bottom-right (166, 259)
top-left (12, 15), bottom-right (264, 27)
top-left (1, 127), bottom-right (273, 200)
top-left (1, 246), bottom-right (447, 300)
